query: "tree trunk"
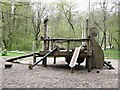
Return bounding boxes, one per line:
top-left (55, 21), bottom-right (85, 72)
top-left (100, 35), bottom-right (104, 47)
top-left (103, 1), bottom-right (107, 50)
top-left (104, 32), bottom-right (106, 50)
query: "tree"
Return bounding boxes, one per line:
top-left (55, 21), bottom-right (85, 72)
top-left (90, 0), bottom-right (118, 50)
top-left (56, 1), bottom-right (75, 36)
top-left (1, 1), bottom-right (33, 50)
top-left (31, 2), bottom-right (47, 48)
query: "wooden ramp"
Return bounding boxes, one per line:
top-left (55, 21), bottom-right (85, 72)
top-left (90, 35), bottom-right (104, 69)
top-left (69, 47), bottom-right (81, 68)
top-left (92, 39), bottom-right (104, 69)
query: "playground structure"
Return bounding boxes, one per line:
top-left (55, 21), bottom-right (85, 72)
top-left (5, 18), bottom-right (114, 72)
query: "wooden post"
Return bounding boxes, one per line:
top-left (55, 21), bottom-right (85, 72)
top-left (85, 19), bottom-right (88, 39)
top-left (84, 19), bottom-right (88, 46)
top-left (52, 41), bottom-right (57, 64)
top-left (53, 41), bottom-right (56, 64)
top-left (47, 37), bottom-right (50, 50)
top-left (71, 67), bottom-right (75, 73)
top-left (90, 28), bottom-right (95, 69)
top-left (85, 58), bottom-right (88, 68)
top-left (67, 41), bottom-right (70, 52)
top-left (86, 56), bottom-right (91, 72)
top-left (51, 41), bottom-right (53, 49)
top-left (42, 16), bottom-right (48, 67)
top-left (47, 40), bottom-right (49, 50)
top-left (53, 57), bottom-right (56, 64)
top-left (32, 41), bottom-right (36, 63)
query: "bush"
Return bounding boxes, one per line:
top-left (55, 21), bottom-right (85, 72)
top-left (1, 49), bottom-right (7, 56)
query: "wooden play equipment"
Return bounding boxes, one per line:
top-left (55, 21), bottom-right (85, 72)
top-left (28, 18), bottom-right (104, 72)
top-left (28, 46), bottom-right (58, 70)
top-left (5, 18), bottom-right (114, 72)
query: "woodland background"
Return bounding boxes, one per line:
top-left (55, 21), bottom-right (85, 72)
top-left (0, 0), bottom-right (119, 51)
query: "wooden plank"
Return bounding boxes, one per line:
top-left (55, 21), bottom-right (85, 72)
top-left (69, 47), bottom-right (81, 68)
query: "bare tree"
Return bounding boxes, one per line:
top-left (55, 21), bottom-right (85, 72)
top-left (31, 2), bottom-right (46, 48)
top-left (90, 0), bottom-right (117, 50)
top-left (57, 1), bottom-right (75, 36)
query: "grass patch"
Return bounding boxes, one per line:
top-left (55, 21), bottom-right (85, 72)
top-left (104, 49), bottom-right (119, 59)
top-left (7, 52), bottom-right (25, 56)
top-left (0, 49), bottom-right (119, 59)
top-left (0, 51), bottom-right (26, 57)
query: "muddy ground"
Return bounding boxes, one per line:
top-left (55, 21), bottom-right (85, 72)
top-left (0, 56), bottom-right (119, 88)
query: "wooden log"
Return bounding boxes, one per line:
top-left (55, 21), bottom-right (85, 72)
top-left (104, 61), bottom-right (114, 69)
top-left (4, 62), bottom-right (13, 69)
top-left (6, 53), bottom-right (39, 62)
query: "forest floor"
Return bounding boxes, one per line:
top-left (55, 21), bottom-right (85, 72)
top-left (0, 56), bottom-right (119, 88)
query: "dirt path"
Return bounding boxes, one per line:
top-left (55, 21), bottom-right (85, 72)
top-left (0, 57), bottom-right (118, 88)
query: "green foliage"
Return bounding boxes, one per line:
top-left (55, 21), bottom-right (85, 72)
top-left (1, 49), bottom-right (7, 56)
top-left (1, 1), bottom-right (34, 51)
top-left (0, 1), bottom-right (119, 51)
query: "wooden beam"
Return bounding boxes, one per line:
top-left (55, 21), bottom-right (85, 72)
top-left (41, 38), bottom-right (90, 42)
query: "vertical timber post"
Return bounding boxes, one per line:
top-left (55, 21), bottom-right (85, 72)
top-left (67, 41), bottom-right (70, 52)
top-left (85, 19), bottom-right (89, 68)
top-left (47, 37), bottom-right (50, 50)
top-left (51, 41), bottom-right (53, 49)
top-left (85, 19), bottom-right (88, 40)
top-left (86, 56), bottom-right (91, 72)
top-left (53, 41), bottom-right (56, 64)
top-left (82, 19), bottom-right (88, 47)
top-left (53, 57), bottom-right (56, 64)
top-left (42, 16), bottom-right (48, 67)
top-left (33, 41), bottom-right (36, 63)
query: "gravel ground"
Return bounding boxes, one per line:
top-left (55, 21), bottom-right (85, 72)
top-left (0, 56), bottom-right (119, 88)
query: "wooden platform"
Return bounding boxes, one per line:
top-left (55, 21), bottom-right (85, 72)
top-left (38, 50), bottom-right (92, 57)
